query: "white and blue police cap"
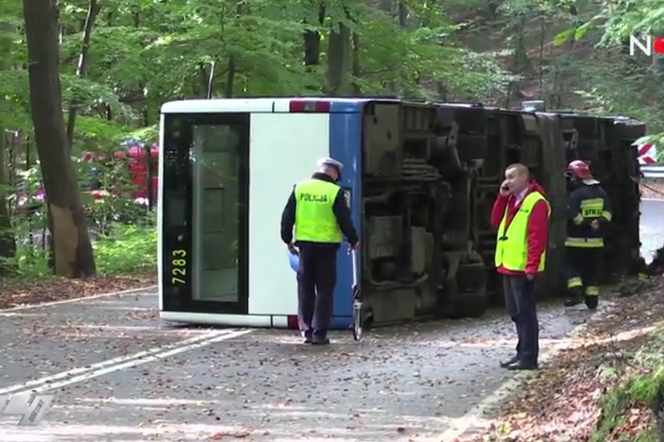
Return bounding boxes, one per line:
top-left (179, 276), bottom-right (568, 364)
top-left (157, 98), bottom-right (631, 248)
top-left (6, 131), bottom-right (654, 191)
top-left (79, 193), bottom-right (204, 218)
top-left (317, 157), bottom-right (344, 170)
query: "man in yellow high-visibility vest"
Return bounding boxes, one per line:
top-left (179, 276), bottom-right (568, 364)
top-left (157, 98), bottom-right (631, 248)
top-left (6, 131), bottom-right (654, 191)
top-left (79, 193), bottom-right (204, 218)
top-left (491, 163), bottom-right (550, 371)
top-left (280, 158), bottom-right (359, 345)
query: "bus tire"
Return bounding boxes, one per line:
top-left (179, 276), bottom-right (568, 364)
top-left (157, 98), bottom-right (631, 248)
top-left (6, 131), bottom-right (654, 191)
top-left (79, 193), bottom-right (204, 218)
top-left (445, 261), bottom-right (488, 319)
top-left (447, 287), bottom-right (488, 319)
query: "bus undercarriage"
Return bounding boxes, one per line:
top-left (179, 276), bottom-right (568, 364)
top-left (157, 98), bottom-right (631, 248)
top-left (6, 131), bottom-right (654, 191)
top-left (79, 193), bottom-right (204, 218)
top-left (358, 101), bottom-right (644, 327)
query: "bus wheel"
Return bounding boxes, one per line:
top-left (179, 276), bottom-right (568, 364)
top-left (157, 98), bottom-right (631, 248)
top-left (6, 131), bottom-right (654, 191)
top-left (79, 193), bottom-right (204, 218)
top-left (447, 287), bottom-right (488, 319)
top-left (446, 261), bottom-right (488, 319)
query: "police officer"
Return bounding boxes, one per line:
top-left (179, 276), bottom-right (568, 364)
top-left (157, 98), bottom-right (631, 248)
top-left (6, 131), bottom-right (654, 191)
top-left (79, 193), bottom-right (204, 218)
top-left (563, 160), bottom-right (612, 309)
top-left (280, 158), bottom-right (359, 345)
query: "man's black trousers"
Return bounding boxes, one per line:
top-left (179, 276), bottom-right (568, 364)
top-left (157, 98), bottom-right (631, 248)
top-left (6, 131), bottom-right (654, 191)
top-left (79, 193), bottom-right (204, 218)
top-left (297, 244), bottom-right (338, 338)
top-left (503, 274), bottom-right (539, 365)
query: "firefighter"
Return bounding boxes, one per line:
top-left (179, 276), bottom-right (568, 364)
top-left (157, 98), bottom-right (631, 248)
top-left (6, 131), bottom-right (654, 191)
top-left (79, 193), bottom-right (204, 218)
top-left (280, 158), bottom-right (359, 345)
top-left (563, 160), bottom-right (612, 309)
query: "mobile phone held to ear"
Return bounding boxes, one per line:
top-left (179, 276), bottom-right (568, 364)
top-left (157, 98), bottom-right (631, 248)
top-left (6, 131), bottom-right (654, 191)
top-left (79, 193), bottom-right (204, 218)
top-left (501, 184), bottom-right (510, 192)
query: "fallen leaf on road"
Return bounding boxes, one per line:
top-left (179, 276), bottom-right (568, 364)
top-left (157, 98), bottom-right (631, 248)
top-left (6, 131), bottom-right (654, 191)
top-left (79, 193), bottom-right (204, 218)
top-left (208, 431), bottom-right (251, 440)
top-left (0, 272), bottom-right (156, 309)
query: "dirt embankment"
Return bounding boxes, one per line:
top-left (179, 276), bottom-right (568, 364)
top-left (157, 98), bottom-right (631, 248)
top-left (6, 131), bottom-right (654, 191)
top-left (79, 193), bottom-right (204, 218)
top-left (641, 180), bottom-right (664, 200)
top-left (456, 276), bottom-right (664, 442)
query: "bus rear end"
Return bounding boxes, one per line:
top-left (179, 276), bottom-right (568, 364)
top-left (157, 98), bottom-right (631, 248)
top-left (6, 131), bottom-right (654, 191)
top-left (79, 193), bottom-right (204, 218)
top-left (158, 98), bottom-right (362, 328)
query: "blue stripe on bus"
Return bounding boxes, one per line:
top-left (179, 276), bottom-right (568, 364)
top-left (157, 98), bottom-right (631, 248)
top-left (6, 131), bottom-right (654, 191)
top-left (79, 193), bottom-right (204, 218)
top-left (329, 101), bottom-right (363, 328)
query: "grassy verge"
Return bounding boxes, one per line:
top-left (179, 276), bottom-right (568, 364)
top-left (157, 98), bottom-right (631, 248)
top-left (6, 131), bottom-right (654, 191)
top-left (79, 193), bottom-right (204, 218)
top-left (590, 328), bottom-right (664, 442)
top-left (0, 221), bottom-right (157, 309)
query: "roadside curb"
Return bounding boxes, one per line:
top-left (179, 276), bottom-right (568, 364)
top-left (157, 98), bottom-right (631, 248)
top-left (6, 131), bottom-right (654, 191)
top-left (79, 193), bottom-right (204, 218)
top-left (0, 285), bottom-right (158, 313)
top-left (438, 299), bottom-right (618, 441)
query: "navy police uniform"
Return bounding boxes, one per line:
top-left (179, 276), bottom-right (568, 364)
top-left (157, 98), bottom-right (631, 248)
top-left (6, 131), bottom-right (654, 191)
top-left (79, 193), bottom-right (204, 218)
top-left (280, 158), bottom-right (359, 344)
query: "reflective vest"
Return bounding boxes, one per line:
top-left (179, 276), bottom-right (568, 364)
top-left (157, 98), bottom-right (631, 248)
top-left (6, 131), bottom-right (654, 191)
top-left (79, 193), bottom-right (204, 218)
top-left (566, 184), bottom-right (610, 248)
top-left (294, 179), bottom-right (343, 243)
top-left (495, 191), bottom-right (550, 272)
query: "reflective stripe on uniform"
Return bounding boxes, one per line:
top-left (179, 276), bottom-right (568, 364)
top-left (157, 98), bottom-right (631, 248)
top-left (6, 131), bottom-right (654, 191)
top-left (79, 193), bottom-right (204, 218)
top-left (579, 198), bottom-right (605, 219)
top-left (565, 237), bottom-right (604, 248)
top-left (585, 286), bottom-right (599, 297)
top-left (567, 277), bottom-right (583, 289)
top-left (494, 191), bottom-right (550, 272)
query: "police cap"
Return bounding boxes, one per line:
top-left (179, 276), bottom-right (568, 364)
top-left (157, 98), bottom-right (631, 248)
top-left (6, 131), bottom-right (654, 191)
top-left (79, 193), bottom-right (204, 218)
top-left (317, 157), bottom-right (344, 170)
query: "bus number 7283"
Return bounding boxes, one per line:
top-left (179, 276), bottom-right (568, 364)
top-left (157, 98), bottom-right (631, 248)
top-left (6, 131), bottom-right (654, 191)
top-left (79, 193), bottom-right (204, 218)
top-left (171, 249), bottom-right (187, 284)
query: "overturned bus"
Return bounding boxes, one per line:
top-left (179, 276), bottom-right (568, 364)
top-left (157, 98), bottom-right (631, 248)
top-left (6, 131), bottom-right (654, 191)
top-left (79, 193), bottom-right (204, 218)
top-left (158, 97), bottom-right (644, 329)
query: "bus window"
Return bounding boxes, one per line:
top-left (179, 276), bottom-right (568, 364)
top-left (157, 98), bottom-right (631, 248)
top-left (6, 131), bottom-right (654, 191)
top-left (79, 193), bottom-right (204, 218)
top-left (193, 124), bottom-right (239, 302)
top-left (161, 113), bottom-right (249, 314)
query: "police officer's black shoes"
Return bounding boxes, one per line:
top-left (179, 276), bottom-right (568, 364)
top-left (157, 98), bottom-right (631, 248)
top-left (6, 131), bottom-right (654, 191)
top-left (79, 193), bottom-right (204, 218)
top-left (500, 355), bottom-right (520, 368)
top-left (585, 296), bottom-right (598, 310)
top-left (507, 361), bottom-right (538, 371)
top-left (312, 335), bottom-right (330, 345)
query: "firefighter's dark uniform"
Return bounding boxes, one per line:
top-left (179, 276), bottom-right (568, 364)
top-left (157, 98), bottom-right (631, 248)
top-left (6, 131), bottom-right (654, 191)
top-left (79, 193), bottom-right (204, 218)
top-left (280, 167), bottom-right (358, 344)
top-left (565, 180), bottom-right (612, 309)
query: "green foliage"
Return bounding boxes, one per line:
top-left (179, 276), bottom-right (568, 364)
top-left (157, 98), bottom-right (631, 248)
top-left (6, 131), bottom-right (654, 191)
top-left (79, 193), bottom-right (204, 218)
top-left (10, 218), bottom-right (157, 278)
top-left (92, 221), bottom-right (157, 275)
top-left (0, 0), bottom-right (662, 280)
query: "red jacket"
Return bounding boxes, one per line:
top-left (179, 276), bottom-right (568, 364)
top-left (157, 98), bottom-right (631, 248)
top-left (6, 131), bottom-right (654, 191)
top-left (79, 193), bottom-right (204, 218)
top-left (490, 181), bottom-right (549, 276)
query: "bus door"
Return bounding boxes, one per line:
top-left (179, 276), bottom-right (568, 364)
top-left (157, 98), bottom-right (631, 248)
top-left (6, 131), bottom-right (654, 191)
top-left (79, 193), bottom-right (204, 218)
top-left (161, 112), bottom-right (249, 314)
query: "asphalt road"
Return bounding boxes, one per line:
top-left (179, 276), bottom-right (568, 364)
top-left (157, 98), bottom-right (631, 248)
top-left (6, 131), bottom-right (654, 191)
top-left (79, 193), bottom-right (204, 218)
top-left (640, 199), bottom-right (664, 261)
top-left (0, 200), bottom-right (661, 442)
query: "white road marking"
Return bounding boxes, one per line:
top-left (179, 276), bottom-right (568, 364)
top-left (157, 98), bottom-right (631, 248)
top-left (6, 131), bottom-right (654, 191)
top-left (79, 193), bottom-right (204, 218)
top-left (0, 330), bottom-right (232, 395)
top-left (32, 329), bottom-right (254, 393)
top-left (0, 285), bottom-right (157, 313)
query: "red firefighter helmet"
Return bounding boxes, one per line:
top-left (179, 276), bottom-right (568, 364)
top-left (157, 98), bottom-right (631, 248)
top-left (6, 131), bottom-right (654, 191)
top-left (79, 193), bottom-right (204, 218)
top-left (566, 160), bottom-right (593, 180)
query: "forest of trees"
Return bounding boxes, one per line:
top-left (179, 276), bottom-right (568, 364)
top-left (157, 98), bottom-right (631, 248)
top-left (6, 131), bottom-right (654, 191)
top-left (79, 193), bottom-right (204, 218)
top-left (0, 0), bottom-right (661, 285)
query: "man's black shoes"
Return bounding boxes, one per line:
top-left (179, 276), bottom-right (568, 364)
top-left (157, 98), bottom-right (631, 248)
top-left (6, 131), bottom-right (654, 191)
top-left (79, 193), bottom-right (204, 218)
top-left (506, 361), bottom-right (539, 371)
top-left (500, 355), bottom-right (520, 368)
top-left (501, 355), bottom-right (538, 371)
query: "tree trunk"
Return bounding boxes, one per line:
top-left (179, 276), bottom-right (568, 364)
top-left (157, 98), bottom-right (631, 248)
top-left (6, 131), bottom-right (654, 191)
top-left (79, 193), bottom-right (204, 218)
top-left (351, 31), bottom-right (361, 95)
top-left (65, 0), bottom-right (101, 150)
top-left (225, 57), bottom-right (236, 97)
top-left (0, 130), bottom-right (17, 275)
top-left (303, 4), bottom-right (326, 68)
top-left (0, 22), bottom-right (17, 274)
top-left (325, 21), bottom-right (350, 95)
top-left (23, 0), bottom-right (96, 278)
